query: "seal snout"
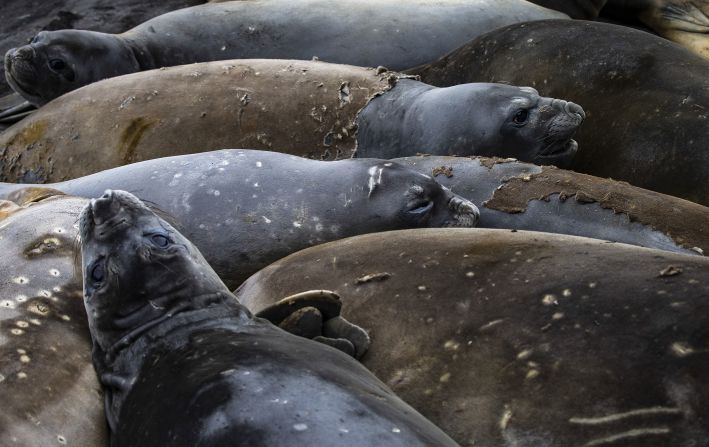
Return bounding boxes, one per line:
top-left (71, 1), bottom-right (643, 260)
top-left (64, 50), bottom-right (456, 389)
top-left (564, 101), bottom-right (585, 121)
top-left (445, 194), bottom-right (480, 228)
top-left (10, 46), bottom-right (36, 62)
top-left (90, 190), bottom-right (120, 226)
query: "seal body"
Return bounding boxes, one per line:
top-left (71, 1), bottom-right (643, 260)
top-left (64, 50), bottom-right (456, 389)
top-left (0, 194), bottom-right (106, 446)
top-left (4, 0), bottom-right (567, 105)
top-left (0, 60), bottom-right (584, 181)
top-left (236, 228), bottom-right (709, 446)
top-left (357, 80), bottom-right (584, 168)
top-left (603, 0), bottom-right (709, 59)
top-left (412, 20), bottom-right (709, 205)
top-left (0, 149), bottom-right (479, 288)
top-left (394, 156), bottom-right (709, 255)
top-left (79, 190), bottom-right (460, 447)
top-left (528, 0), bottom-right (607, 18)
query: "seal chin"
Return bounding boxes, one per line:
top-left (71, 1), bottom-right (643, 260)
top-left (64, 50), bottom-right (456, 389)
top-left (534, 138), bottom-right (578, 167)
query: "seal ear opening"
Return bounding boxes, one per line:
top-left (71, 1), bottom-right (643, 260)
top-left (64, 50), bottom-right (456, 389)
top-left (141, 200), bottom-right (184, 233)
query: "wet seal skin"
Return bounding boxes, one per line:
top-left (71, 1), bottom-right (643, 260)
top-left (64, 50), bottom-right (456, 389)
top-left (79, 190), bottom-right (461, 447)
top-left (395, 156), bottom-right (709, 255)
top-left (3, 0), bottom-right (567, 105)
top-left (235, 228), bottom-right (709, 446)
top-left (0, 60), bottom-right (583, 182)
top-left (0, 149), bottom-right (480, 289)
top-left (603, 0), bottom-right (709, 60)
top-left (410, 20), bottom-right (709, 205)
top-left (357, 80), bottom-right (584, 168)
top-left (0, 194), bottom-right (106, 446)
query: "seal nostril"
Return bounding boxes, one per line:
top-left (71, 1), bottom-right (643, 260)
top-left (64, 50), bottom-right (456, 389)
top-left (565, 102), bottom-right (586, 121)
top-left (101, 190), bottom-right (113, 200)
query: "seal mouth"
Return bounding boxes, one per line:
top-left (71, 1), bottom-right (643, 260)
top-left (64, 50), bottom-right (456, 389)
top-left (537, 138), bottom-right (578, 159)
top-left (4, 49), bottom-right (43, 104)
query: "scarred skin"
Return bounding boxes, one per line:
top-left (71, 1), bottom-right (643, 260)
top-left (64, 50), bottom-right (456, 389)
top-left (411, 20), bottom-right (709, 205)
top-left (3, 0), bottom-right (567, 105)
top-left (394, 156), bottom-right (709, 255)
top-left (235, 228), bottom-right (709, 446)
top-left (0, 60), bottom-right (584, 182)
top-left (0, 194), bottom-right (107, 447)
top-left (79, 190), bottom-right (462, 447)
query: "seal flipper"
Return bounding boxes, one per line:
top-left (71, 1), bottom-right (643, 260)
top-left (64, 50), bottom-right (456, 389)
top-left (313, 336), bottom-right (356, 357)
top-left (255, 290), bottom-right (371, 358)
top-left (323, 316), bottom-right (371, 359)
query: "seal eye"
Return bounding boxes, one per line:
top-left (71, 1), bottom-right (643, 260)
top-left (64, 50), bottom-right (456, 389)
top-left (49, 59), bottom-right (66, 71)
top-left (91, 263), bottom-right (105, 283)
top-left (513, 109), bottom-right (529, 125)
top-left (408, 200), bottom-right (433, 215)
top-left (151, 234), bottom-right (170, 248)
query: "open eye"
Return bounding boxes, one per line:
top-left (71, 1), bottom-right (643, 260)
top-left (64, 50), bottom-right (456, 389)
top-left (150, 234), bottom-right (170, 248)
top-left (513, 109), bottom-right (529, 125)
top-left (49, 59), bottom-right (66, 71)
top-left (90, 262), bottom-right (105, 283)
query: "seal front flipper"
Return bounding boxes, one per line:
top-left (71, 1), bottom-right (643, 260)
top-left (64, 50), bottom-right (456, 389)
top-left (255, 290), bottom-right (371, 358)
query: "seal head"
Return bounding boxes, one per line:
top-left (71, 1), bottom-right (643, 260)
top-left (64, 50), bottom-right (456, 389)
top-left (79, 189), bottom-right (236, 353)
top-left (356, 81), bottom-right (585, 167)
top-left (4, 30), bottom-right (139, 106)
top-left (354, 161), bottom-right (480, 229)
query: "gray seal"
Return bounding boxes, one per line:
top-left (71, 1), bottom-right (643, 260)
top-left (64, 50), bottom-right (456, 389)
top-left (411, 19), bottom-right (709, 205)
top-left (236, 228), bottom-right (709, 445)
top-left (394, 155), bottom-right (709, 255)
top-left (0, 60), bottom-right (585, 181)
top-left (0, 149), bottom-right (479, 288)
top-left (357, 80), bottom-right (584, 168)
top-left (79, 190), bottom-right (461, 446)
top-left (3, 0), bottom-right (567, 105)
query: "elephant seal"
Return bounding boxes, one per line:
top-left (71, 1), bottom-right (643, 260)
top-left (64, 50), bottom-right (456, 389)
top-left (603, 0), bottom-right (709, 59)
top-left (236, 228), bottom-right (709, 446)
top-left (79, 190), bottom-right (461, 447)
top-left (0, 149), bottom-right (480, 288)
top-left (411, 20), bottom-right (709, 205)
top-left (0, 193), bottom-right (107, 446)
top-left (4, 0), bottom-right (567, 105)
top-left (394, 156), bottom-right (709, 255)
top-left (529, 0), bottom-right (607, 19)
top-left (0, 60), bottom-right (583, 181)
top-left (357, 80), bottom-right (584, 167)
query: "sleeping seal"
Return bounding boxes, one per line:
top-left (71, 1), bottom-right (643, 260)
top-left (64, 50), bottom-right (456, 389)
top-left (236, 228), bottom-right (709, 446)
top-left (79, 190), bottom-right (461, 446)
top-left (3, 0), bottom-right (567, 105)
top-left (0, 149), bottom-right (480, 288)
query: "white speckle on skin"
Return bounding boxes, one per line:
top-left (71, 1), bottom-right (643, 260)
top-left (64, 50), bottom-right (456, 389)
top-left (12, 276), bottom-right (29, 285)
top-left (262, 216), bottom-right (272, 224)
top-left (16, 295), bottom-right (27, 303)
top-left (339, 428), bottom-right (349, 434)
top-left (256, 161), bottom-right (262, 167)
top-left (253, 182), bottom-right (259, 187)
top-left (0, 373), bottom-right (5, 383)
top-left (562, 289), bottom-right (572, 297)
top-left (1, 300), bottom-right (15, 309)
top-left (552, 312), bottom-right (564, 320)
top-left (17, 372), bottom-right (27, 379)
top-left (392, 428), bottom-right (401, 433)
top-left (293, 222), bottom-right (302, 228)
top-left (293, 423), bottom-right (308, 432)
top-left (30, 319), bottom-right (41, 326)
top-left (11, 329), bottom-right (24, 335)
top-left (53, 227), bottom-right (65, 234)
top-left (671, 342), bottom-right (695, 357)
top-left (16, 321), bottom-right (29, 328)
top-left (49, 269), bottom-right (60, 277)
top-left (61, 315), bottom-right (71, 321)
top-left (20, 355), bottom-right (30, 363)
top-left (439, 373), bottom-right (451, 383)
top-left (542, 294), bottom-right (558, 306)
top-left (39, 290), bottom-right (52, 298)
top-left (57, 435), bottom-right (67, 445)
top-left (465, 271), bottom-right (475, 277)
top-left (213, 190), bottom-right (220, 197)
